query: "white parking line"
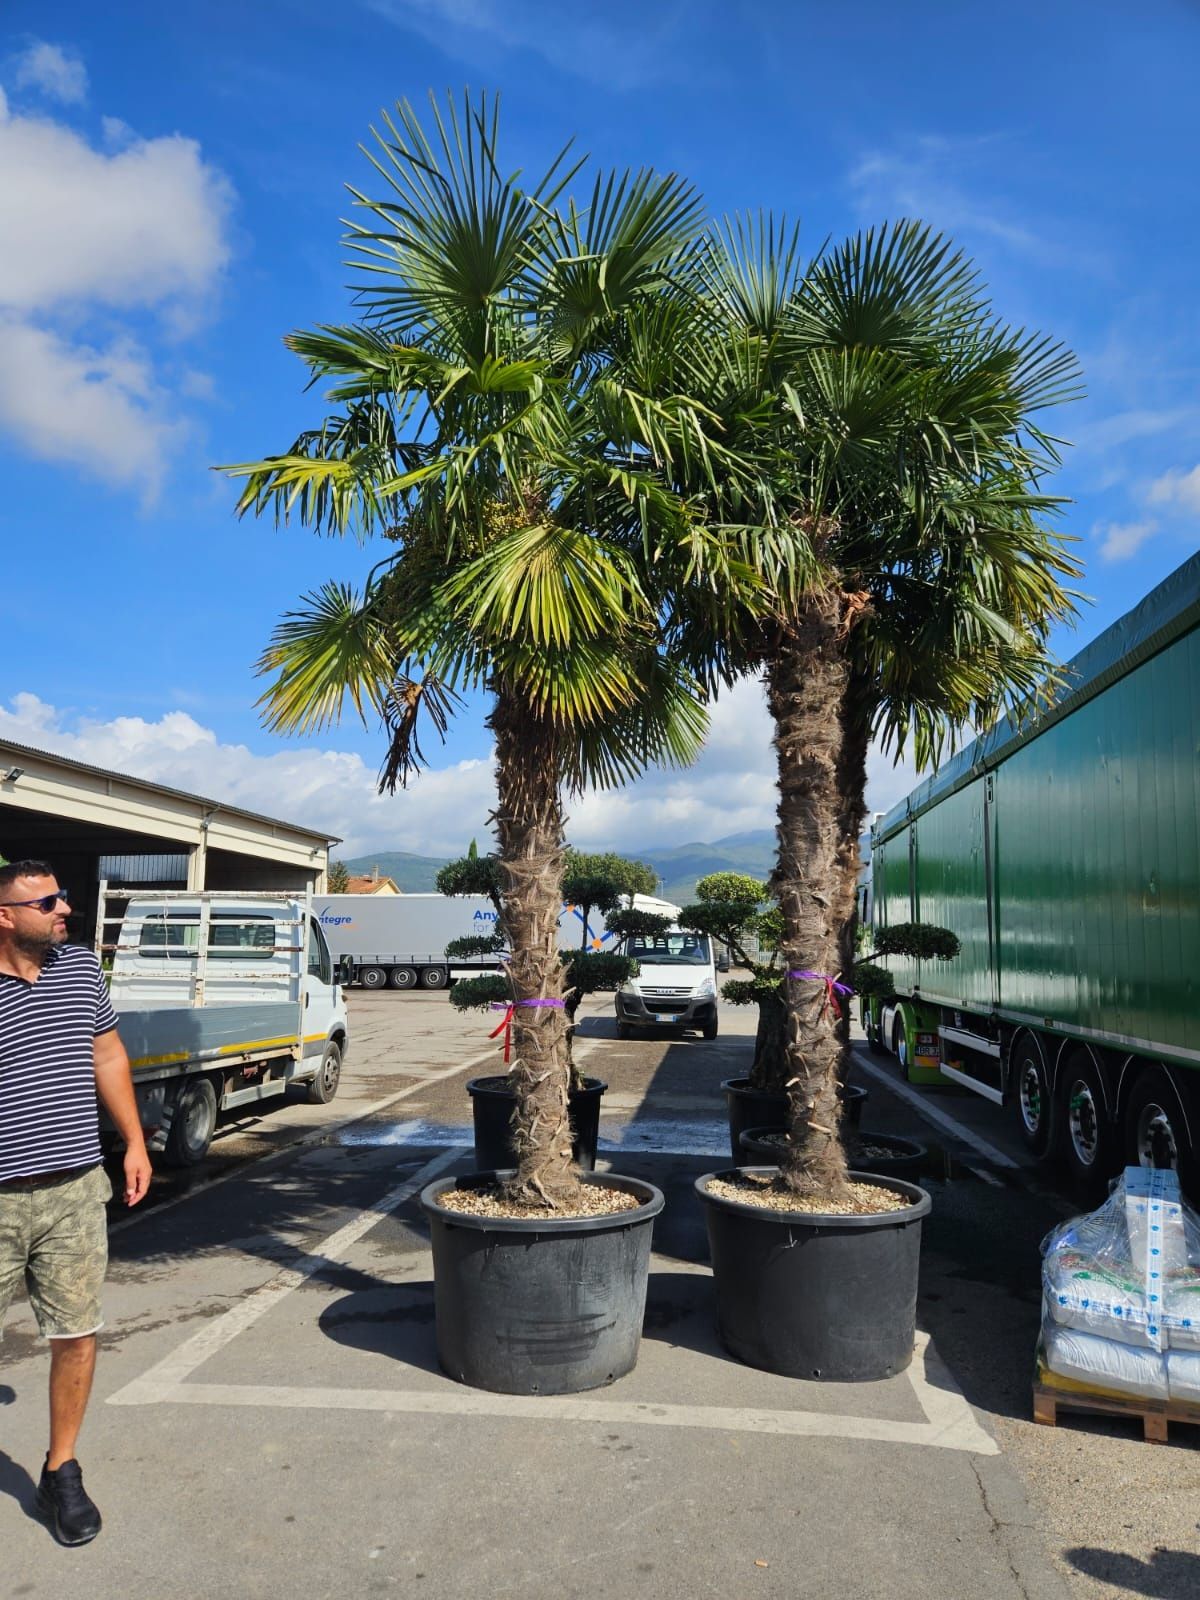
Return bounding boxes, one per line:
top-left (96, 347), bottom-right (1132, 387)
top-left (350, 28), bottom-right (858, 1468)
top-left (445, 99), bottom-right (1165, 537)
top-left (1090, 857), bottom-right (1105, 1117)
top-left (853, 1055), bottom-right (1021, 1171)
top-left (107, 1151), bottom-right (997, 1455)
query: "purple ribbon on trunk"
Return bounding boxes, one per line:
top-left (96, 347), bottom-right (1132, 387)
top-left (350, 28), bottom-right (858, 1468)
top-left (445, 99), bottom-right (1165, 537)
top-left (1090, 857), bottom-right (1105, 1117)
top-left (787, 970), bottom-right (853, 1020)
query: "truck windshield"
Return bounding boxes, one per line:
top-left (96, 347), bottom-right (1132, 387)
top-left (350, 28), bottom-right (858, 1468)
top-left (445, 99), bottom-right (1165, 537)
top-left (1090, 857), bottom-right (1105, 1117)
top-left (624, 933), bottom-right (710, 966)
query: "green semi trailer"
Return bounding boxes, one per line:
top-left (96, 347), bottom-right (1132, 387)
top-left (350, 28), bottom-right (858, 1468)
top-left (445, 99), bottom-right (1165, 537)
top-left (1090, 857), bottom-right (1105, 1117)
top-left (864, 550), bottom-right (1200, 1195)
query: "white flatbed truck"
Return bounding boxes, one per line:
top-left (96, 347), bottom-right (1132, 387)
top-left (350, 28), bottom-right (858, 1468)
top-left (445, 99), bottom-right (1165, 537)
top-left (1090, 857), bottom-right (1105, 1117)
top-left (96, 886), bottom-right (350, 1166)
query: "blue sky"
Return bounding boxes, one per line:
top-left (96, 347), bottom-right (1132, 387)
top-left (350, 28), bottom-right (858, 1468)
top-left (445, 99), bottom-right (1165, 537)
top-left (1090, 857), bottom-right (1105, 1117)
top-left (1, 1), bottom-right (1197, 857)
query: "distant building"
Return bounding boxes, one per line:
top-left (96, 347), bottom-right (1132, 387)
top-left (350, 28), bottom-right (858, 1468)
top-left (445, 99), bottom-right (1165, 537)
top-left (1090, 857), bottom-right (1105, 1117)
top-left (345, 870), bottom-right (400, 895)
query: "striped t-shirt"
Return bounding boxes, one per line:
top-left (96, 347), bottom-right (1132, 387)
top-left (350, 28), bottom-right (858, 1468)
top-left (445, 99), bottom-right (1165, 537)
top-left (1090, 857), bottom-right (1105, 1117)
top-left (0, 943), bottom-right (118, 1181)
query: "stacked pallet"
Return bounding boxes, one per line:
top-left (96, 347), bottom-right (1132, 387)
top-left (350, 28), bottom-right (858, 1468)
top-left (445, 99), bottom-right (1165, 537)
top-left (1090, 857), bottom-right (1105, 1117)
top-left (1034, 1168), bottom-right (1200, 1440)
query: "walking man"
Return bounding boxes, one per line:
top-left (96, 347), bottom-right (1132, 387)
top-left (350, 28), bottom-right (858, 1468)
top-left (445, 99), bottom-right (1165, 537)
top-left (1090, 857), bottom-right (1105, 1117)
top-left (0, 860), bottom-right (151, 1545)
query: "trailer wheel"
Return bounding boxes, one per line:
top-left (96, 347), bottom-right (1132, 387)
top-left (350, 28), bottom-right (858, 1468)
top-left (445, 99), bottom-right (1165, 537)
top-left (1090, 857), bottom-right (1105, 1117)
top-left (388, 966), bottom-right (418, 989)
top-left (164, 1077), bottom-right (218, 1167)
top-left (1011, 1032), bottom-right (1056, 1158)
top-left (306, 1040), bottom-right (342, 1105)
top-left (420, 966), bottom-right (449, 989)
top-left (1059, 1050), bottom-right (1114, 1185)
top-left (1123, 1069), bottom-right (1193, 1181)
top-left (359, 966), bottom-right (388, 990)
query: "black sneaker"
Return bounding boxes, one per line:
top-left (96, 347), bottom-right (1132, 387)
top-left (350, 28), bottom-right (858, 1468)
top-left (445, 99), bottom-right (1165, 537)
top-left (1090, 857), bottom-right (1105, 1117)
top-left (36, 1457), bottom-right (102, 1545)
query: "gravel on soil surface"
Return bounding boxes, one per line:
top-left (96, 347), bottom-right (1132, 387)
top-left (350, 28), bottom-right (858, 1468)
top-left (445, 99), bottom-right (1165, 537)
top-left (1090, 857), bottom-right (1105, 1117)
top-left (436, 1182), bottom-right (641, 1220)
top-left (705, 1171), bottom-right (910, 1214)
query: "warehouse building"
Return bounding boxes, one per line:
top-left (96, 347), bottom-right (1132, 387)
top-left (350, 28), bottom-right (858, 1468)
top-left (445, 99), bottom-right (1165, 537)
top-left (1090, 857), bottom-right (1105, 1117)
top-left (0, 736), bottom-right (337, 944)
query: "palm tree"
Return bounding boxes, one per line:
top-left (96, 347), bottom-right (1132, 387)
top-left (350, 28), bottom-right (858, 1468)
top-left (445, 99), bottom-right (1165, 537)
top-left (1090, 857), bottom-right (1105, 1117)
top-left (670, 220), bottom-right (1082, 1197)
top-left (222, 95), bottom-right (740, 1208)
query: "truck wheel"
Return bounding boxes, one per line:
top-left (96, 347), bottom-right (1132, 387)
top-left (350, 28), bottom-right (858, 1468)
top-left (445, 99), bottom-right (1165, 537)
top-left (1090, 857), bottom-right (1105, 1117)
top-left (866, 1007), bottom-right (886, 1055)
top-left (420, 966), bottom-right (448, 989)
top-left (360, 966), bottom-right (388, 990)
top-left (164, 1078), bottom-right (218, 1167)
top-left (307, 1040), bottom-right (343, 1104)
top-left (1123, 1069), bottom-right (1192, 1180)
top-left (388, 966), bottom-right (418, 989)
top-left (892, 1012), bottom-right (913, 1080)
top-left (1059, 1050), bottom-right (1114, 1184)
top-left (616, 1020), bottom-right (632, 1041)
top-left (1011, 1032), bottom-right (1057, 1159)
top-left (701, 1015), bottom-right (719, 1040)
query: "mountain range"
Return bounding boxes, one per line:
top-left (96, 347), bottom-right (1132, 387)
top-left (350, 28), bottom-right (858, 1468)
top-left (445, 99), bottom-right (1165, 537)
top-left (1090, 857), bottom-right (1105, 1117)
top-left (341, 829), bottom-right (776, 907)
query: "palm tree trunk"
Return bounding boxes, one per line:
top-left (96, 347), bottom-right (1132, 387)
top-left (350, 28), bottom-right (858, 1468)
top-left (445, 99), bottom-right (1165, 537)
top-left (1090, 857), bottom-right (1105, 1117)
top-left (490, 690), bottom-right (578, 1207)
top-left (748, 992), bottom-right (789, 1090)
top-left (833, 676), bottom-right (873, 1063)
top-left (766, 589), bottom-right (853, 1198)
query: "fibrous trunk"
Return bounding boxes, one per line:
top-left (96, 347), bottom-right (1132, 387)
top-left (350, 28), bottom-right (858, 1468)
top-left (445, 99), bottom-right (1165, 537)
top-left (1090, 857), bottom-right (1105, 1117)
top-left (766, 589), bottom-right (853, 1198)
top-left (748, 992), bottom-right (789, 1091)
top-left (490, 690), bottom-right (578, 1206)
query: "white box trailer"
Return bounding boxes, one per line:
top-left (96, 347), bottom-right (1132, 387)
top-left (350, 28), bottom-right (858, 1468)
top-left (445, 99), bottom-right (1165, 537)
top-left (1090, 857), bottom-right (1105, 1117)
top-left (312, 892), bottom-right (668, 991)
top-left (97, 886), bottom-right (350, 1166)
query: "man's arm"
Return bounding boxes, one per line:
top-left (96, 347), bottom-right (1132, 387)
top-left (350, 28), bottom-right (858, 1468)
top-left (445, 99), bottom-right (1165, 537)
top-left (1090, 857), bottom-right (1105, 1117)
top-left (93, 1029), bottom-right (152, 1206)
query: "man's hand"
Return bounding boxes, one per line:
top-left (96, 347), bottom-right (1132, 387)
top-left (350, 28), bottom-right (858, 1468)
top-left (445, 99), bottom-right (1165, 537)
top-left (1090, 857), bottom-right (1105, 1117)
top-left (94, 1027), bottom-right (153, 1205)
top-left (123, 1143), bottom-right (152, 1207)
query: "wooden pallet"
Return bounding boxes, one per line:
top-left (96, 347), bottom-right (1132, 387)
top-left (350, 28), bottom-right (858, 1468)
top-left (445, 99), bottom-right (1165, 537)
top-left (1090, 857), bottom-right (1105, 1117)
top-left (1033, 1367), bottom-right (1200, 1445)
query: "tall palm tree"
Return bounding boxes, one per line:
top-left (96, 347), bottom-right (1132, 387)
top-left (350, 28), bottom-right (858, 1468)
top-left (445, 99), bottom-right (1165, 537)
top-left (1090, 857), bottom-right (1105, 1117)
top-left (670, 220), bottom-right (1082, 1196)
top-left (222, 96), bottom-right (744, 1207)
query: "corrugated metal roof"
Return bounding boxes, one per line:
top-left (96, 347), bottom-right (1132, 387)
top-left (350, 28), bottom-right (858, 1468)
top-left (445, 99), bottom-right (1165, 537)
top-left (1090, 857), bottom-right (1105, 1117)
top-left (0, 734), bottom-right (340, 845)
top-left (873, 547), bottom-right (1200, 842)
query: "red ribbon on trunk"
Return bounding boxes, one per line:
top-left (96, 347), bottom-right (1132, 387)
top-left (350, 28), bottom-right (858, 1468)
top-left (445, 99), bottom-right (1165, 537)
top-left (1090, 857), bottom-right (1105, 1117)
top-left (488, 997), bottom-right (565, 1063)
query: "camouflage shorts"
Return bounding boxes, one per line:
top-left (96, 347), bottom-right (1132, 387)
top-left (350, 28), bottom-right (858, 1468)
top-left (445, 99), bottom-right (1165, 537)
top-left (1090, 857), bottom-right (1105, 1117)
top-left (0, 1164), bottom-right (113, 1339)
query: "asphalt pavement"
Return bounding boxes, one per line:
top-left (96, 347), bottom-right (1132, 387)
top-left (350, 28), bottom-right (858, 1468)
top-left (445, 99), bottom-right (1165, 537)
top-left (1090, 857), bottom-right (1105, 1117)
top-left (1, 989), bottom-right (1197, 1599)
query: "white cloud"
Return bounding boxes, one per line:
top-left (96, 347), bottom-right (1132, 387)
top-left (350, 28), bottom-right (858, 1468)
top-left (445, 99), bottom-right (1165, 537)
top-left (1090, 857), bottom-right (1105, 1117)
top-left (0, 81), bottom-right (233, 495)
top-left (367, 0), bottom-right (682, 91)
top-left (1094, 518), bottom-right (1157, 563)
top-left (0, 111), bottom-right (232, 314)
top-left (0, 693), bottom-right (496, 858)
top-left (14, 41), bottom-right (88, 105)
top-left (848, 136), bottom-right (1062, 266)
top-left (0, 683), bottom-right (923, 862)
top-left (1148, 464), bottom-right (1200, 514)
top-left (0, 317), bottom-right (183, 497)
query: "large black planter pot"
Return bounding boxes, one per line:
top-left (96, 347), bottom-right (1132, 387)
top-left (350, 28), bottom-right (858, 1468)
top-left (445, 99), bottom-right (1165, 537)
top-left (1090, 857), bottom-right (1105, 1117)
top-left (466, 1074), bottom-right (607, 1172)
top-left (695, 1167), bottom-right (931, 1381)
top-left (722, 1076), bottom-right (869, 1164)
top-left (738, 1126), bottom-right (927, 1180)
top-left (420, 1171), bottom-right (665, 1394)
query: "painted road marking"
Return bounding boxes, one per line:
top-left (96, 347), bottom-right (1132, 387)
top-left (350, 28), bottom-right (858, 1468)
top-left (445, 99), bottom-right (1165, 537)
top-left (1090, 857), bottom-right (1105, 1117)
top-left (853, 1055), bottom-right (1021, 1171)
top-left (109, 1053), bottom-right (494, 1236)
top-left (108, 1150), bottom-right (458, 1392)
top-left (108, 1154), bottom-right (996, 1455)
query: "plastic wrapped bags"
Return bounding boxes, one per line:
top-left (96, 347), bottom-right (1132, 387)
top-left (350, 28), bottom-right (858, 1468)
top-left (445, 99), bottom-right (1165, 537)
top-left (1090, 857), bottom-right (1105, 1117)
top-left (1040, 1167), bottom-right (1200, 1402)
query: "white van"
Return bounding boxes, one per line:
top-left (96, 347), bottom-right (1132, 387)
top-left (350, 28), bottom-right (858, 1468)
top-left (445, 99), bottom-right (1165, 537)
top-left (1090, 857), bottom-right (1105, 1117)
top-left (614, 927), bottom-right (719, 1040)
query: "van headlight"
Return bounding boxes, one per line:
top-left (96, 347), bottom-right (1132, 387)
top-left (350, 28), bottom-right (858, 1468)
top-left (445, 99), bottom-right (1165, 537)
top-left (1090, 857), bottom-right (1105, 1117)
top-left (620, 980), bottom-right (640, 997)
top-left (694, 977), bottom-right (716, 998)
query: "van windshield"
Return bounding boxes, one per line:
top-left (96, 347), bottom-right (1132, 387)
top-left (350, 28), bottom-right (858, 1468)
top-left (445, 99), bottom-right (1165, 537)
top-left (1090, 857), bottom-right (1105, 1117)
top-left (624, 933), bottom-right (710, 966)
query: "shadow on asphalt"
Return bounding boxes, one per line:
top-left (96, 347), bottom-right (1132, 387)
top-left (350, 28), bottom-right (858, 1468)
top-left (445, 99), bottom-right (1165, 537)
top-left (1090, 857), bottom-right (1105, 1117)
top-left (1065, 1546), bottom-right (1200, 1596)
top-left (0, 1447), bottom-right (40, 1521)
top-left (318, 1279), bottom-right (440, 1375)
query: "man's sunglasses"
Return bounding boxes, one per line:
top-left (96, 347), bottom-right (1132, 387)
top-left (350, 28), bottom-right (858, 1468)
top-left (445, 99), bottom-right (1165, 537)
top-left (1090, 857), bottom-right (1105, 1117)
top-left (0, 890), bottom-right (70, 913)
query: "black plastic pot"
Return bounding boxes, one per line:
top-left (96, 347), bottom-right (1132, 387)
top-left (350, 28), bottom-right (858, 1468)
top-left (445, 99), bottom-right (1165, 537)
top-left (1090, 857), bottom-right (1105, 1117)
top-left (722, 1076), bottom-right (869, 1164)
top-left (695, 1167), bottom-right (932, 1381)
top-left (420, 1170), bottom-right (664, 1394)
top-left (738, 1126), bottom-right (927, 1179)
top-left (466, 1074), bottom-right (606, 1173)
